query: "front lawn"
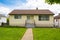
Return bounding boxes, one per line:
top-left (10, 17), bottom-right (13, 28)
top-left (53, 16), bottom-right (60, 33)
top-left (33, 28), bottom-right (60, 40)
top-left (0, 27), bottom-right (26, 40)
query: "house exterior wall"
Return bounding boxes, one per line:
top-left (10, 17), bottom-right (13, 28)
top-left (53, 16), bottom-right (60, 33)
top-left (54, 19), bottom-right (58, 27)
top-left (9, 15), bottom-right (27, 27)
top-left (34, 15), bottom-right (54, 27)
top-left (58, 19), bottom-right (60, 27)
top-left (0, 17), bottom-right (6, 26)
top-left (1, 17), bottom-right (7, 23)
top-left (55, 19), bottom-right (60, 27)
top-left (9, 15), bottom-right (54, 27)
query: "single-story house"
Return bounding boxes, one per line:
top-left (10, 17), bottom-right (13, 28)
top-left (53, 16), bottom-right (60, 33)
top-left (9, 8), bottom-right (54, 27)
top-left (54, 13), bottom-right (60, 27)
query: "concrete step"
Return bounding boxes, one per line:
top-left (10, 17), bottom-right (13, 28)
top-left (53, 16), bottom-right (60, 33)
top-left (26, 23), bottom-right (35, 28)
top-left (26, 20), bottom-right (34, 24)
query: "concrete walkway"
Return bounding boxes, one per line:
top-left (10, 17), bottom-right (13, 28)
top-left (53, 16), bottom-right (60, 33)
top-left (21, 28), bottom-right (33, 40)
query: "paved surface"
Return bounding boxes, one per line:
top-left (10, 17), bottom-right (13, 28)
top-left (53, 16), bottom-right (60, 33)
top-left (21, 28), bottom-right (33, 40)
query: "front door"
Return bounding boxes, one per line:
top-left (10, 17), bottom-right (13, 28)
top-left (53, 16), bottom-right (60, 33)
top-left (27, 15), bottom-right (34, 20)
top-left (27, 15), bottom-right (30, 20)
top-left (26, 15), bottom-right (35, 28)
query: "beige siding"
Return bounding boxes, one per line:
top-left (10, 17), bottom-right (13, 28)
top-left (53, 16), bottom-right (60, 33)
top-left (9, 15), bottom-right (27, 26)
top-left (34, 15), bottom-right (54, 27)
top-left (9, 15), bottom-right (54, 27)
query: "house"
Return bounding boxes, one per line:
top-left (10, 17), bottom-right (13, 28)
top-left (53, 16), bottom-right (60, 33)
top-left (54, 13), bottom-right (60, 27)
top-left (9, 8), bottom-right (54, 27)
top-left (0, 14), bottom-right (7, 26)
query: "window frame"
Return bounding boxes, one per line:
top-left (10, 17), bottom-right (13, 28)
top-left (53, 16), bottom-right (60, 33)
top-left (14, 15), bottom-right (21, 19)
top-left (39, 15), bottom-right (49, 21)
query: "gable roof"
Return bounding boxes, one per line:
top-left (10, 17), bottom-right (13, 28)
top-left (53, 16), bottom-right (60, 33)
top-left (9, 9), bottom-right (54, 15)
top-left (54, 14), bottom-right (60, 19)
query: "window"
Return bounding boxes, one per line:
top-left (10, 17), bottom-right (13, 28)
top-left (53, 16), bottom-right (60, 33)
top-left (14, 15), bottom-right (21, 19)
top-left (39, 15), bottom-right (49, 21)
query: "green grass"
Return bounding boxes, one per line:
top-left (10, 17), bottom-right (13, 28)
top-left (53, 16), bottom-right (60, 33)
top-left (0, 27), bottom-right (26, 40)
top-left (33, 28), bottom-right (60, 40)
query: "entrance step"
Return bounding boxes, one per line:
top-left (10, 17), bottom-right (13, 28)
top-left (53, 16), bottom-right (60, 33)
top-left (26, 23), bottom-right (35, 28)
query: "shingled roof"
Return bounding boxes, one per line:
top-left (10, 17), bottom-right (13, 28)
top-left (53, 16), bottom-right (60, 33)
top-left (9, 9), bottom-right (54, 15)
top-left (54, 14), bottom-right (60, 19)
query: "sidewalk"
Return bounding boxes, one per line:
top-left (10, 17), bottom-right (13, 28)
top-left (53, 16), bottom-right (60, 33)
top-left (21, 28), bottom-right (33, 40)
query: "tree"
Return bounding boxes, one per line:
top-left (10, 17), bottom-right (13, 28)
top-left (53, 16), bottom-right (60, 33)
top-left (45, 0), bottom-right (60, 4)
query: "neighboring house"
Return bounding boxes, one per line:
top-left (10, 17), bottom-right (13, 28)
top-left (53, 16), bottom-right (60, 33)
top-left (0, 14), bottom-right (7, 26)
top-left (54, 13), bottom-right (60, 27)
top-left (9, 8), bottom-right (54, 27)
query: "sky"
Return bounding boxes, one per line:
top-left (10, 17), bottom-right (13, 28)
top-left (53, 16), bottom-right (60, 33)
top-left (0, 0), bottom-right (60, 16)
